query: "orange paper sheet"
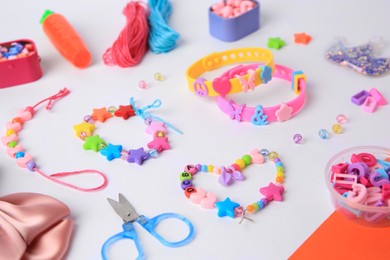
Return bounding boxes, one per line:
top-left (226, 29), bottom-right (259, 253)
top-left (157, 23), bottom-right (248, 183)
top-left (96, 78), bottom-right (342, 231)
top-left (289, 211), bottom-right (390, 260)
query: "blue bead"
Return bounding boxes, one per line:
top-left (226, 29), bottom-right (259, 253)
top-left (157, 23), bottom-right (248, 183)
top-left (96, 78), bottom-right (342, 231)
top-left (257, 200), bottom-right (264, 209)
top-left (15, 151), bottom-right (25, 158)
top-left (201, 165), bottom-right (208, 172)
top-left (318, 129), bottom-right (329, 139)
top-left (275, 162), bottom-right (283, 167)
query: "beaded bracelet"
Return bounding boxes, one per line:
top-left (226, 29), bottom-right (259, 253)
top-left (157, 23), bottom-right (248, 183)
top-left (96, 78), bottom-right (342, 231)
top-left (73, 98), bottom-right (181, 165)
top-left (179, 149), bottom-right (285, 222)
top-left (1, 88), bottom-right (108, 192)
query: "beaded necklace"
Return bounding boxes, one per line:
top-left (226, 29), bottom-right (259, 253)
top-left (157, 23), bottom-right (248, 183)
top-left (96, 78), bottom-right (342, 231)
top-left (179, 149), bottom-right (285, 222)
top-left (1, 89), bottom-right (108, 192)
top-left (73, 98), bottom-right (181, 165)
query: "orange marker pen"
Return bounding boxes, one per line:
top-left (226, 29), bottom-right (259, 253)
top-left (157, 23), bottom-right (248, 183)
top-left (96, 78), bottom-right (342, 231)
top-left (40, 10), bottom-right (91, 68)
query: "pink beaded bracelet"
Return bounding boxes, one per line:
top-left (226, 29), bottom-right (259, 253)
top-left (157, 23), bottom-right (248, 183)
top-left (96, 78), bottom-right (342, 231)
top-left (179, 149), bottom-right (285, 222)
top-left (1, 89), bottom-right (108, 192)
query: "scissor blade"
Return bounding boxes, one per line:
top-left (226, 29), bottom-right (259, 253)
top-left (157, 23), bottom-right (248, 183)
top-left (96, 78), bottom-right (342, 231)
top-left (107, 193), bottom-right (140, 222)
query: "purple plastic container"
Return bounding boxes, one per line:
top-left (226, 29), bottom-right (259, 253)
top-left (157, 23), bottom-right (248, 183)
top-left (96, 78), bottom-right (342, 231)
top-left (209, 1), bottom-right (260, 42)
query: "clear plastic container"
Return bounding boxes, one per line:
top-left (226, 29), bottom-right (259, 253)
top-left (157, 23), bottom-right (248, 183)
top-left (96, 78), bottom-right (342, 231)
top-left (325, 146), bottom-right (390, 227)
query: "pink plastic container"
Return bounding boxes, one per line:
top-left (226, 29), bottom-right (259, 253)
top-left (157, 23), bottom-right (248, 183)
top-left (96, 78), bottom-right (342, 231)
top-left (0, 39), bottom-right (42, 89)
top-left (325, 146), bottom-right (390, 227)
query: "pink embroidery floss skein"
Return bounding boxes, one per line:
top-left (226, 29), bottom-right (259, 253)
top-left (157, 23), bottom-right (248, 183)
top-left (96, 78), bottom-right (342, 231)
top-left (103, 1), bottom-right (149, 67)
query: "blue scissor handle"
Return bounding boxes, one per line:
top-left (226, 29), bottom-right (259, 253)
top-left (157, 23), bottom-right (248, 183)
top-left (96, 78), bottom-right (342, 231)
top-left (101, 222), bottom-right (145, 260)
top-left (137, 213), bottom-right (195, 247)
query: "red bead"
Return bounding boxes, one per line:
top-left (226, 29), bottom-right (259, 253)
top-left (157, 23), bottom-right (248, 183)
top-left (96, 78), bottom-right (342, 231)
top-left (185, 187), bottom-right (197, 198)
top-left (230, 163), bottom-right (240, 171)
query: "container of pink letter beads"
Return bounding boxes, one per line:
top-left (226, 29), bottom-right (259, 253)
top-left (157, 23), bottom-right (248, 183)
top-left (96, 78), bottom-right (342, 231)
top-left (325, 146), bottom-right (390, 227)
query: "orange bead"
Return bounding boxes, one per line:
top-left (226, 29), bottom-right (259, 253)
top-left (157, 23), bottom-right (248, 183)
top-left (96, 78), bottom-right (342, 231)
top-left (275, 176), bottom-right (284, 183)
top-left (247, 205), bottom-right (255, 213)
top-left (12, 117), bottom-right (23, 124)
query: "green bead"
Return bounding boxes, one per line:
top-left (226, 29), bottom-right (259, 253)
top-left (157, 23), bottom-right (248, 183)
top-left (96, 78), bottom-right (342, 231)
top-left (7, 141), bottom-right (17, 148)
top-left (276, 166), bottom-right (284, 172)
top-left (242, 154), bottom-right (252, 165)
top-left (180, 172), bottom-right (192, 182)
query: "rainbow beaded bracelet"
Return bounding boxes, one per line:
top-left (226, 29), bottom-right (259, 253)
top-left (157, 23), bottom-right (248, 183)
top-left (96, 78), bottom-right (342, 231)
top-left (179, 149), bottom-right (285, 222)
top-left (73, 98), bottom-right (179, 165)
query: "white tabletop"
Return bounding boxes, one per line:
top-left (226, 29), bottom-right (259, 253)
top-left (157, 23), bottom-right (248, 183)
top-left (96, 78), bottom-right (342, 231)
top-left (1, 0), bottom-right (390, 259)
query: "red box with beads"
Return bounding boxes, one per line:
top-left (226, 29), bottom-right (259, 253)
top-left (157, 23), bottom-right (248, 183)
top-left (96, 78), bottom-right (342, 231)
top-left (0, 39), bottom-right (42, 89)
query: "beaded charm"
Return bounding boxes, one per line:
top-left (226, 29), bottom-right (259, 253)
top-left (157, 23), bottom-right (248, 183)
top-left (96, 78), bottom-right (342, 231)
top-left (1, 89), bottom-right (108, 192)
top-left (74, 98), bottom-right (181, 165)
top-left (179, 149), bottom-right (286, 223)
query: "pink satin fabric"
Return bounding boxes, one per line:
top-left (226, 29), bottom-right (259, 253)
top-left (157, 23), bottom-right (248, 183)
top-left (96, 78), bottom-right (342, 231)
top-left (0, 193), bottom-right (73, 260)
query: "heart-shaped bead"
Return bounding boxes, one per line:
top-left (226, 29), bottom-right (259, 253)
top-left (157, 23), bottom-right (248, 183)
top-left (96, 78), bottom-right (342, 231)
top-left (212, 76), bottom-right (231, 97)
top-left (250, 149), bottom-right (264, 164)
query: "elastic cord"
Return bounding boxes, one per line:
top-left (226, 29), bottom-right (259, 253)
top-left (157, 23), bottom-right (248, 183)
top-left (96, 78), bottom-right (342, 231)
top-left (35, 169), bottom-right (108, 192)
top-left (148, 0), bottom-right (180, 53)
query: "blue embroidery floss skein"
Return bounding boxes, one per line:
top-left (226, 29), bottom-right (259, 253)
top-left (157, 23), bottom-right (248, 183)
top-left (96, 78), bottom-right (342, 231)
top-left (148, 0), bottom-right (180, 54)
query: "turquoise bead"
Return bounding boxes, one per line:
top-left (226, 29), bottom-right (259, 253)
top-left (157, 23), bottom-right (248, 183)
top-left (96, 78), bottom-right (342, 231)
top-left (15, 151), bottom-right (25, 158)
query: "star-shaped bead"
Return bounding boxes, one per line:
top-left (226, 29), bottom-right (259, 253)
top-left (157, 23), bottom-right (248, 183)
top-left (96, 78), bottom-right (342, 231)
top-left (145, 122), bottom-right (166, 135)
top-left (127, 147), bottom-right (149, 165)
top-left (114, 105), bottom-right (135, 120)
top-left (215, 197), bottom-right (240, 218)
top-left (294, 32), bottom-right (312, 45)
top-left (73, 121), bottom-right (95, 139)
top-left (275, 103), bottom-right (293, 122)
top-left (91, 107), bottom-right (112, 123)
top-left (83, 135), bottom-right (106, 152)
top-left (267, 37), bottom-right (286, 50)
top-left (100, 143), bottom-right (123, 161)
top-left (147, 135), bottom-right (170, 152)
top-left (259, 182), bottom-right (285, 202)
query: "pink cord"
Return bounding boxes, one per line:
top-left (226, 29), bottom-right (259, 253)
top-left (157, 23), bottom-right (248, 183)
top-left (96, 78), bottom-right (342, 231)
top-left (22, 88), bottom-right (109, 192)
top-left (103, 2), bottom-right (149, 67)
top-left (35, 169), bottom-right (108, 192)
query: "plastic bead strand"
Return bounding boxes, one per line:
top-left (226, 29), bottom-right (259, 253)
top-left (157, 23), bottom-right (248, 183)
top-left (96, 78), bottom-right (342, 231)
top-left (1, 88), bottom-right (108, 192)
top-left (179, 149), bottom-right (286, 221)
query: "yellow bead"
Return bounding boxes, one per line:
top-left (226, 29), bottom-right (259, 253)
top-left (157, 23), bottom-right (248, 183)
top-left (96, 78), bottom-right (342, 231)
top-left (276, 172), bottom-right (284, 178)
top-left (207, 165), bottom-right (214, 172)
top-left (154, 72), bottom-right (164, 81)
top-left (268, 151), bottom-right (279, 160)
top-left (6, 129), bottom-right (16, 136)
top-left (156, 131), bottom-right (165, 138)
top-left (107, 106), bottom-right (117, 113)
top-left (235, 159), bottom-right (246, 169)
top-left (332, 123), bottom-right (344, 134)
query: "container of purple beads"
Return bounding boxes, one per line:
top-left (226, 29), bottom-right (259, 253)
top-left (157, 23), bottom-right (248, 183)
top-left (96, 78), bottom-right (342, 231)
top-left (325, 38), bottom-right (390, 77)
top-left (325, 146), bottom-right (390, 227)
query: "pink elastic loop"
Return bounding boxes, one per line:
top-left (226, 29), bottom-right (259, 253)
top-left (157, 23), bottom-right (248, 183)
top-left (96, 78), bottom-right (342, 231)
top-left (35, 169), bottom-right (108, 192)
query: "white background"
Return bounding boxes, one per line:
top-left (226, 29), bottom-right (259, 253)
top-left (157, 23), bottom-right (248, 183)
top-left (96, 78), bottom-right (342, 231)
top-left (1, 0), bottom-right (390, 259)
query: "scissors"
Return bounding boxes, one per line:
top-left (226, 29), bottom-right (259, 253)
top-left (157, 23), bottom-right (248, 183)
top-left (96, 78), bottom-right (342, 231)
top-left (101, 193), bottom-right (195, 260)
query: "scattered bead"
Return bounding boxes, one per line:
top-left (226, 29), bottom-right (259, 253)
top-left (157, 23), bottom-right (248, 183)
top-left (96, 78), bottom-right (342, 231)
top-left (267, 37), bottom-right (286, 50)
top-left (332, 123), bottom-right (344, 134)
top-left (139, 80), bottom-right (148, 89)
top-left (319, 129), bottom-right (330, 139)
top-left (154, 72), bottom-right (164, 81)
top-left (293, 134), bottom-right (303, 144)
top-left (336, 114), bottom-right (347, 124)
top-left (294, 32), bottom-right (312, 45)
